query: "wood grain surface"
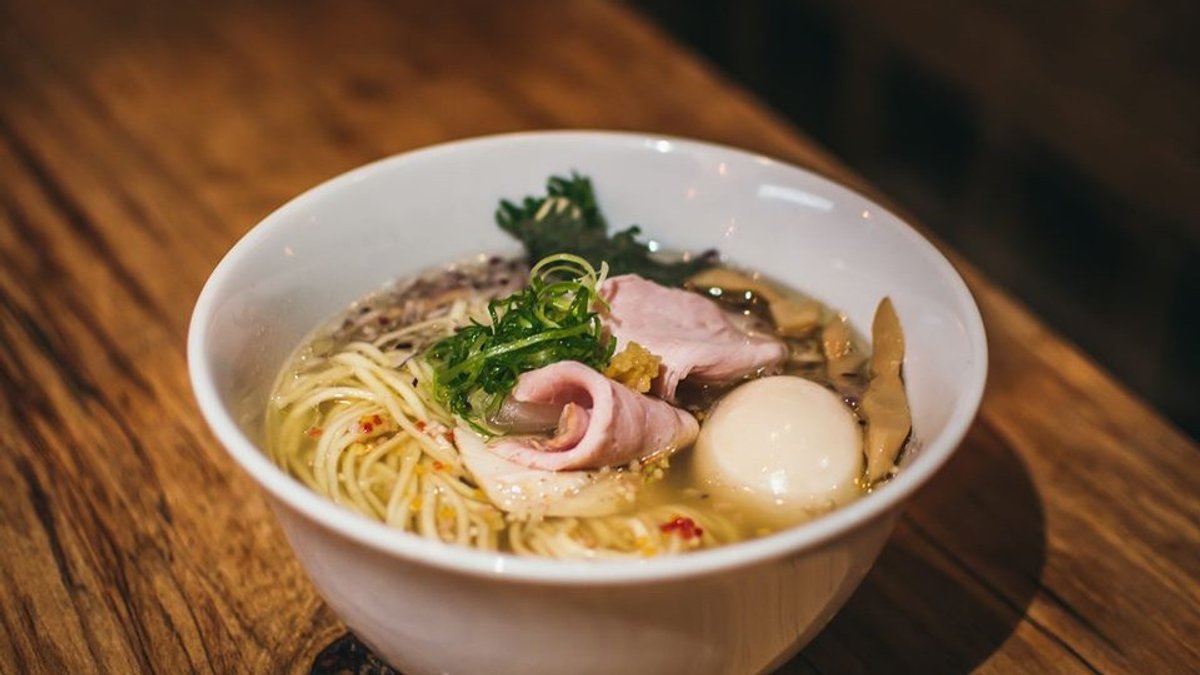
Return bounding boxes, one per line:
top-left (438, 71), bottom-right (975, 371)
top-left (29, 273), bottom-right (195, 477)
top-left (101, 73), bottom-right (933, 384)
top-left (0, 0), bottom-right (1196, 673)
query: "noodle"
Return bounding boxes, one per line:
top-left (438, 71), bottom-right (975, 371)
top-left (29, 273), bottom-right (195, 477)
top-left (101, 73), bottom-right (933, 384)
top-left (266, 262), bottom-right (741, 559)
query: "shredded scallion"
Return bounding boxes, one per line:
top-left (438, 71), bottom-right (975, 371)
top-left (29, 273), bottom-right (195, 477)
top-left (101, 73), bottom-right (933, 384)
top-left (424, 254), bottom-right (615, 432)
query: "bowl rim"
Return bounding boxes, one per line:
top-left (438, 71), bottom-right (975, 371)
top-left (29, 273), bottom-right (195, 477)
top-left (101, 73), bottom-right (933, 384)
top-left (187, 129), bottom-right (988, 585)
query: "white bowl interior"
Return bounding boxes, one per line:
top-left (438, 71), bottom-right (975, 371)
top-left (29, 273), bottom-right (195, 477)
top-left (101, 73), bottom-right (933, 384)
top-left (189, 131), bottom-right (986, 581)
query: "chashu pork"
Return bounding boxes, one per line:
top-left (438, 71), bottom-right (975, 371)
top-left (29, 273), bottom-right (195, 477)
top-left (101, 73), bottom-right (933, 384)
top-left (487, 361), bottom-right (698, 471)
top-left (600, 274), bottom-right (787, 401)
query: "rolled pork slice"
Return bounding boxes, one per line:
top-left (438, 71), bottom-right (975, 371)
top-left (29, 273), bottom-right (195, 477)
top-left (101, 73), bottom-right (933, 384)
top-left (487, 361), bottom-right (699, 471)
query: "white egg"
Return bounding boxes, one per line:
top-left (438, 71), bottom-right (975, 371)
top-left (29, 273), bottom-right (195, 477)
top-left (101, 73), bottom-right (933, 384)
top-left (693, 376), bottom-right (863, 522)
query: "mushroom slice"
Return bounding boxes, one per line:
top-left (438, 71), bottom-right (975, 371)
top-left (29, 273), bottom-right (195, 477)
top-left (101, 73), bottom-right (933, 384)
top-left (860, 298), bottom-right (912, 482)
top-left (688, 268), bottom-right (823, 337)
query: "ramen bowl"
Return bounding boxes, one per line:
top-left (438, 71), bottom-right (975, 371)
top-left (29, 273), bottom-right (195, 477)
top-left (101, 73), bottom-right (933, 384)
top-left (188, 131), bottom-right (987, 675)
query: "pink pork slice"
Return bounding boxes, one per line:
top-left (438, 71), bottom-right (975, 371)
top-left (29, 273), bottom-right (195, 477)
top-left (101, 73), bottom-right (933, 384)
top-left (488, 361), bottom-right (699, 471)
top-left (600, 274), bottom-right (788, 401)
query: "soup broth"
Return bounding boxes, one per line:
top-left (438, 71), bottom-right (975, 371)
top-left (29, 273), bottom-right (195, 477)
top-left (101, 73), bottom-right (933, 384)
top-left (266, 254), bottom-right (907, 559)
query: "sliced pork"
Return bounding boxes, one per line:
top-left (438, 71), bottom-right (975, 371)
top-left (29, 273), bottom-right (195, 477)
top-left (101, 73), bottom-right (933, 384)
top-left (488, 361), bottom-right (699, 471)
top-left (455, 428), bottom-right (639, 518)
top-left (600, 274), bottom-right (788, 401)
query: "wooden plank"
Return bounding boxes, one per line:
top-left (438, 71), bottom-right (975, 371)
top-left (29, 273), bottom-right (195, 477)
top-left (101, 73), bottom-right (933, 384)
top-left (822, 0), bottom-right (1200, 243)
top-left (0, 0), bottom-right (1195, 672)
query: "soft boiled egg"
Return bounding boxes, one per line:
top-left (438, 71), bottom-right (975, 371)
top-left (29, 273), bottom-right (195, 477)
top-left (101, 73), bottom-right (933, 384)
top-left (693, 376), bottom-right (863, 523)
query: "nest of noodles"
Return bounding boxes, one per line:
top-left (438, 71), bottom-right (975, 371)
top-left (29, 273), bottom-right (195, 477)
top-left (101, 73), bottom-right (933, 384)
top-left (267, 259), bottom-right (736, 559)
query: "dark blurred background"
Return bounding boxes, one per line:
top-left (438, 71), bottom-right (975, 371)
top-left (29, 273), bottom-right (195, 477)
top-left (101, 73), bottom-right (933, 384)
top-left (629, 0), bottom-right (1199, 439)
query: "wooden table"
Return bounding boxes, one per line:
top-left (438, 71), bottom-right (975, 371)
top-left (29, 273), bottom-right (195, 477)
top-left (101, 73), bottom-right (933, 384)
top-left (1, 1), bottom-right (1196, 672)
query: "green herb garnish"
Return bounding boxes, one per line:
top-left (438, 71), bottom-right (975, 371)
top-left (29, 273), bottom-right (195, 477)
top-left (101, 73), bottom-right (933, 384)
top-left (496, 173), bottom-right (715, 287)
top-left (425, 254), bottom-right (616, 432)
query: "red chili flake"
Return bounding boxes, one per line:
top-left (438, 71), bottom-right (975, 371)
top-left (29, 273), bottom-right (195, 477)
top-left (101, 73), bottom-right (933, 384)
top-left (415, 420), bottom-right (427, 432)
top-left (361, 423), bottom-right (374, 433)
top-left (432, 460), bottom-right (444, 471)
top-left (304, 426), bottom-right (323, 438)
top-left (442, 431), bottom-right (453, 443)
top-left (660, 516), bottom-right (703, 540)
top-left (372, 414), bottom-right (383, 425)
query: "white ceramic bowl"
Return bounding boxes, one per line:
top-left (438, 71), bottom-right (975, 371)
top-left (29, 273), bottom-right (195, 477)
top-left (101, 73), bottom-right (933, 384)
top-left (188, 131), bottom-right (987, 675)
